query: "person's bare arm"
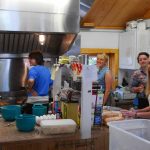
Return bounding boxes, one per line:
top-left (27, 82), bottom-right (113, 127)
top-left (123, 110), bottom-right (150, 119)
top-left (103, 72), bottom-right (112, 105)
top-left (28, 79), bottom-right (34, 89)
top-left (136, 112), bottom-right (150, 119)
top-left (136, 106), bottom-right (150, 112)
top-left (27, 79), bottom-right (38, 96)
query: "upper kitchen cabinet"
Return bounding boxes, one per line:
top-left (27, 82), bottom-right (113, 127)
top-left (119, 30), bottom-right (137, 69)
top-left (137, 29), bottom-right (150, 55)
top-left (119, 29), bottom-right (150, 69)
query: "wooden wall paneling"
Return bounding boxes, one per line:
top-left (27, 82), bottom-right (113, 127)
top-left (81, 0), bottom-right (117, 27)
top-left (99, 0), bottom-right (130, 27)
top-left (144, 10), bottom-right (150, 18)
top-left (81, 0), bottom-right (150, 28)
top-left (102, 0), bottom-right (150, 27)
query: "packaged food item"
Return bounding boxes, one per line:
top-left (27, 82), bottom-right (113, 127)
top-left (102, 111), bottom-right (124, 124)
top-left (40, 119), bottom-right (76, 135)
top-left (104, 116), bottom-right (124, 123)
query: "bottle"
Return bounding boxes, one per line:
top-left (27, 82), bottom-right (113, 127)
top-left (48, 102), bottom-right (53, 114)
top-left (94, 90), bottom-right (103, 126)
top-left (56, 108), bottom-right (62, 119)
top-left (97, 90), bottom-right (104, 106)
top-left (94, 105), bottom-right (102, 125)
top-left (133, 97), bottom-right (139, 109)
top-left (54, 95), bottom-right (59, 113)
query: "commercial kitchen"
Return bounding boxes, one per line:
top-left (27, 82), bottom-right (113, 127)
top-left (0, 0), bottom-right (150, 150)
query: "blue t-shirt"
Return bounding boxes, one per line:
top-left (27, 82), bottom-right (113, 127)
top-left (28, 65), bottom-right (53, 96)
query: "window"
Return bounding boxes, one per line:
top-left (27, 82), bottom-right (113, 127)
top-left (88, 56), bottom-right (97, 65)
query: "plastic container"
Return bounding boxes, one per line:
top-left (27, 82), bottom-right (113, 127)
top-left (108, 119), bottom-right (150, 150)
top-left (54, 96), bottom-right (59, 113)
top-left (40, 119), bottom-right (76, 135)
top-left (1, 105), bottom-right (21, 121)
top-left (56, 108), bottom-right (62, 119)
top-left (32, 103), bottom-right (47, 116)
top-left (94, 106), bottom-right (102, 125)
top-left (16, 114), bottom-right (36, 132)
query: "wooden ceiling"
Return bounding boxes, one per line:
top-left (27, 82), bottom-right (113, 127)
top-left (81, 0), bottom-right (150, 29)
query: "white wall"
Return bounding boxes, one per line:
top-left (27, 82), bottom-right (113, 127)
top-left (80, 29), bottom-right (125, 86)
top-left (80, 29), bottom-right (122, 49)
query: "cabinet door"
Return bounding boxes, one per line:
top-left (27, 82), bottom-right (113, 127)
top-left (119, 30), bottom-right (137, 69)
top-left (146, 30), bottom-right (150, 55)
top-left (137, 30), bottom-right (150, 68)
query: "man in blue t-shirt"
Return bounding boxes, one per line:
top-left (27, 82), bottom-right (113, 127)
top-left (27, 51), bottom-right (53, 96)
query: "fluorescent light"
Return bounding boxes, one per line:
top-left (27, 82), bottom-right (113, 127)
top-left (39, 34), bottom-right (46, 45)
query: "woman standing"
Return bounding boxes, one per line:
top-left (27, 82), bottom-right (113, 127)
top-left (97, 54), bottom-right (113, 106)
top-left (130, 52), bottom-right (149, 109)
top-left (122, 63), bottom-right (150, 119)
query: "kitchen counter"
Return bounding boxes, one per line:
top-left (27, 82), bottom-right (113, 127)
top-left (0, 118), bottom-right (109, 150)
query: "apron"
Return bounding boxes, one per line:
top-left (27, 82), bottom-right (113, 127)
top-left (137, 93), bottom-right (149, 109)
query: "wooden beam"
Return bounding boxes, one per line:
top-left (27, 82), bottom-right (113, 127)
top-left (95, 26), bottom-right (124, 30)
top-left (82, 23), bottom-right (95, 28)
top-left (80, 48), bottom-right (118, 54)
top-left (82, 0), bottom-right (150, 28)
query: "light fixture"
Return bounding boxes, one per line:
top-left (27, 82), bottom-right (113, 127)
top-left (39, 34), bottom-right (46, 45)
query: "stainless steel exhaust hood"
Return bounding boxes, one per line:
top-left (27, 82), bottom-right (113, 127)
top-left (0, 0), bottom-right (79, 33)
top-left (0, 0), bottom-right (80, 55)
top-left (0, 0), bottom-right (80, 105)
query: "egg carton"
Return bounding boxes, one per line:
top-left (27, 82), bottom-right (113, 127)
top-left (36, 114), bottom-right (56, 125)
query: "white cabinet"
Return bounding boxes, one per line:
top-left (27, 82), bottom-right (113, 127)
top-left (119, 29), bottom-right (150, 69)
top-left (119, 30), bottom-right (137, 69)
top-left (137, 30), bottom-right (150, 55)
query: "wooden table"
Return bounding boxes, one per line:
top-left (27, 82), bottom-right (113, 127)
top-left (0, 119), bottom-right (109, 150)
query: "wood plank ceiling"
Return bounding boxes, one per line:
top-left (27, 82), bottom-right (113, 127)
top-left (81, 0), bottom-right (150, 29)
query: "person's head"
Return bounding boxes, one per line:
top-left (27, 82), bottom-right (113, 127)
top-left (137, 52), bottom-right (149, 68)
top-left (29, 51), bottom-right (44, 66)
top-left (97, 53), bottom-right (109, 68)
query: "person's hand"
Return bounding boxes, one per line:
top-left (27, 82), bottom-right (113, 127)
top-left (130, 107), bottom-right (135, 112)
top-left (31, 90), bottom-right (38, 96)
top-left (120, 109), bottom-right (128, 117)
top-left (126, 111), bottom-right (136, 118)
top-left (132, 85), bottom-right (144, 93)
top-left (121, 110), bottom-right (136, 118)
top-left (138, 85), bottom-right (144, 93)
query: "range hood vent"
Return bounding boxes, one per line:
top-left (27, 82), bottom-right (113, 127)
top-left (0, 32), bottom-right (76, 55)
top-left (0, 0), bottom-right (79, 55)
